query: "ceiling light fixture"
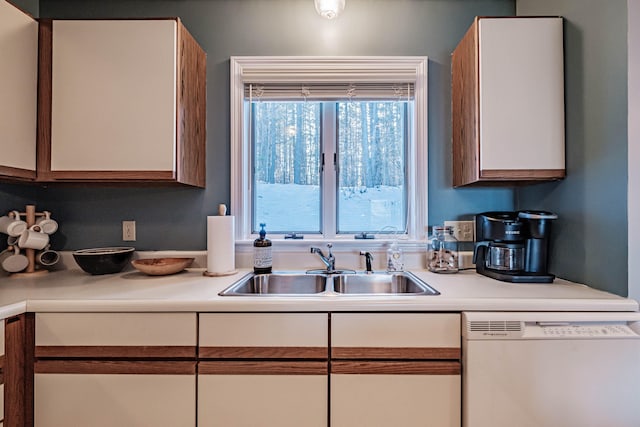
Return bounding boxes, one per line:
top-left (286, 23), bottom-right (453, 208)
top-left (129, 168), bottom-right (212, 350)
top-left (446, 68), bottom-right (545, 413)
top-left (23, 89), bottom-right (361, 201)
top-left (314, 0), bottom-right (345, 20)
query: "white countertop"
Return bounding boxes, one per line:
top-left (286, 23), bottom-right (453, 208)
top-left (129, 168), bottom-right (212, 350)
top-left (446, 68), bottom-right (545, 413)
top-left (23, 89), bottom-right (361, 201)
top-left (0, 267), bottom-right (637, 317)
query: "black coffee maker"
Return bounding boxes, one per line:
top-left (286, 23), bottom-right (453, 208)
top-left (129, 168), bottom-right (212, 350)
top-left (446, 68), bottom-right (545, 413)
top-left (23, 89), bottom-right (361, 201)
top-left (473, 211), bottom-right (557, 283)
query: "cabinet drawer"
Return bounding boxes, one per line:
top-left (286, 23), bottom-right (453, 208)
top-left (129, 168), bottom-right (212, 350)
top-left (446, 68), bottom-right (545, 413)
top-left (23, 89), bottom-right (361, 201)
top-left (199, 313), bottom-right (328, 359)
top-left (331, 313), bottom-right (460, 359)
top-left (35, 313), bottom-right (196, 358)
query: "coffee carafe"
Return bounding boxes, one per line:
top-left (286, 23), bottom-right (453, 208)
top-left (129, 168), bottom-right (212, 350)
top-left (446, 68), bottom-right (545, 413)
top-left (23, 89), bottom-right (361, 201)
top-left (473, 211), bottom-right (557, 283)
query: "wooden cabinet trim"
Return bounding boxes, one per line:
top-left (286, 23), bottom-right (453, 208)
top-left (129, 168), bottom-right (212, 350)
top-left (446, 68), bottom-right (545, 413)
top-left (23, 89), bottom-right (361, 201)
top-left (331, 347), bottom-right (461, 361)
top-left (452, 17), bottom-right (480, 187)
top-left (199, 346), bottom-right (328, 360)
top-left (35, 345), bottom-right (196, 359)
top-left (176, 19), bottom-right (206, 187)
top-left (479, 169), bottom-right (565, 180)
top-left (4, 313), bottom-right (35, 427)
top-left (0, 166), bottom-right (36, 181)
top-left (36, 19), bottom-right (52, 180)
top-left (37, 170), bottom-right (175, 182)
top-left (331, 361), bottom-right (461, 375)
top-left (199, 361), bottom-right (328, 375)
top-left (35, 360), bottom-right (196, 375)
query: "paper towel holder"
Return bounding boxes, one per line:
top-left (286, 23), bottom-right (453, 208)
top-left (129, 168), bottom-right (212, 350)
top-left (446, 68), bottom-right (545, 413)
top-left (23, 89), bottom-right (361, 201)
top-left (203, 204), bottom-right (239, 277)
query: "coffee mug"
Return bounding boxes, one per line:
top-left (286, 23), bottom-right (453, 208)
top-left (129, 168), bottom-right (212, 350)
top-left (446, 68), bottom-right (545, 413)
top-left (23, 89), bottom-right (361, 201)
top-left (36, 247), bottom-right (60, 267)
top-left (7, 235), bottom-right (19, 246)
top-left (0, 247), bottom-right (14, 270)
top-left (0, 211), bottom-right (28, 237)
top-left (18, 225), bottom-right (49, 250)
top-left (1, 246), bottom-right (29, 273)
top-left (36, 211), bottom-right (58, 235)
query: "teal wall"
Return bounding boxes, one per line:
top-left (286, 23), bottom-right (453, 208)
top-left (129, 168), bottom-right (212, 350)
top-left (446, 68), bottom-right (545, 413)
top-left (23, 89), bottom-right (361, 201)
top-left (8, 0), bottom-right (37, 15)
top-left (516, 0), bottom-right (628, 296)
top-left (1, 0), bottom-right (630, 296)
top-left (1, 0), bottom-right (515, 251)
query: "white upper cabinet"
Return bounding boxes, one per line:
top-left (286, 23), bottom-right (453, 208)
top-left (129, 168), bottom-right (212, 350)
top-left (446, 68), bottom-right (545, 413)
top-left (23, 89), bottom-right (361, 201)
top-left (452, 17), bottom-right (565, 187)
top-left (38, 18), bottom-right (206, 187)
top-left (51, 20), bottom-right (177, 173)
top-left (0, 1), bottom-right (38, 181)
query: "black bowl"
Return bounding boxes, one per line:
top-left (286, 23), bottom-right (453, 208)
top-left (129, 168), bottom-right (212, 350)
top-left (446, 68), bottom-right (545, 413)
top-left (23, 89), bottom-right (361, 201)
top-left (72, 247), bottom-right (135, 275)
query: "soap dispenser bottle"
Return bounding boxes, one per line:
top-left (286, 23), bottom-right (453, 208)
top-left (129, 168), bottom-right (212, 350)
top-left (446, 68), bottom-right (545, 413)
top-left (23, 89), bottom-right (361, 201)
top-left (386, 240), bottom-right (404, 272)
top-left (253, 223), bottom-right (272, 274)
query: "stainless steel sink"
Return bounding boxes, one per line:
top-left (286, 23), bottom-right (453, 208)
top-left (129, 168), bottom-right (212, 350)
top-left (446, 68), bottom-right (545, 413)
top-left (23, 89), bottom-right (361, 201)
top-left (333, 272), bottom-right (439, 295)
top-left (218, 272), bottom-right (328, 296)
top-left (219, 271), bottom-right (439, 296)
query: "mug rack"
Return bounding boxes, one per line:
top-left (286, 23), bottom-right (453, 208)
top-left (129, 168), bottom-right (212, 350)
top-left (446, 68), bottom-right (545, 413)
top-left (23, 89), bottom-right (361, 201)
top-left (5, 204), bottom-right (52, 278)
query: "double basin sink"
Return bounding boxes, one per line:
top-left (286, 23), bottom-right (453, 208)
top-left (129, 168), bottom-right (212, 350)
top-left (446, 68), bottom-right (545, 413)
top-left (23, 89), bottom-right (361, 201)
top-left (219, 271), bottom-right (439, 296)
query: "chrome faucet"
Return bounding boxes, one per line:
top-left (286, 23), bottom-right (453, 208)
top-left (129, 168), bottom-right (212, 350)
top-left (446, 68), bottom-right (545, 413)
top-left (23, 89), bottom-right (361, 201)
top-left (310, 243), bottom-right (336, 272)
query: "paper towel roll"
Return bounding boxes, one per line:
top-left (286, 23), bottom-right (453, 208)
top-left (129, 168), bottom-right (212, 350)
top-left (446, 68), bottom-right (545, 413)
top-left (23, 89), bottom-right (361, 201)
top-left (205, 216), bottom-right (236, 276)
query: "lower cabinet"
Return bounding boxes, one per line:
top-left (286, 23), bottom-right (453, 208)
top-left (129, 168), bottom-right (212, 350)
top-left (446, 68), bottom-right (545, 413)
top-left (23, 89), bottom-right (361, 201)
top-left (26, 311), bottom-right (461, 426)
top-left (198, 362), bottom-right (328, 427)
top-left (34, 362), bottom-right (196, 427)
top-left (330, 313), bottom-right (462, 427)
top-left (33, 313), bottom-right (197, 427)
top-left (198, 313), bottom-right (329, 427)
top-left (331, 363), bottom-right (461, 427)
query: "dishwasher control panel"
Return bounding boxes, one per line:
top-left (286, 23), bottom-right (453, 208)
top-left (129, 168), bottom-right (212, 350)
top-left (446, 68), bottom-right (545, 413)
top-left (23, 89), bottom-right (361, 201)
top-left (525, 323), bottom-right (639, 339)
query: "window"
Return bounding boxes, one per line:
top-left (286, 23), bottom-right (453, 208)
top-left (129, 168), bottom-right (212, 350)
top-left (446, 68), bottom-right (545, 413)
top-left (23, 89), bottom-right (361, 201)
top-left (231, 57), bottom-right (428, 242)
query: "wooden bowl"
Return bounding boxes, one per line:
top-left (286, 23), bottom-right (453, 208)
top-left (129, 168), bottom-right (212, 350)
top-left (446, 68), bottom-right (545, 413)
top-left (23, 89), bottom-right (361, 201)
top-left (131, 257), bottom-right (194, 276)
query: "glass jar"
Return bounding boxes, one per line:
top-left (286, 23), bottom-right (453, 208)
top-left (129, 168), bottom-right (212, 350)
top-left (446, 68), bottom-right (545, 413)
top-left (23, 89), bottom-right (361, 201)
top-left (427, 225), bottom-right (459, 273)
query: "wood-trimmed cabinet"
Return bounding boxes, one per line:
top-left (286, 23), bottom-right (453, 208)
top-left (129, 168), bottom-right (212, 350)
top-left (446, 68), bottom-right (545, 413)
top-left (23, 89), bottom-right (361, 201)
top-left (452, 17), bottom-right (565, 187)
top-left (33, 313), bottom-right (197, 427)
top-left (330, 313), bottom-right (461, 427)
top-left (198, 313), bottom-right (329, 427)
top-left (36, 18), bottom-right (206, 187)
top-left (0, 1), bottom-right (38, 182)
top-left (3, 314), bottom-right (35, 427)
top-left (26, 311), bottom-right (461, 426)
top-left (1, 319), bottom-right (4, 427)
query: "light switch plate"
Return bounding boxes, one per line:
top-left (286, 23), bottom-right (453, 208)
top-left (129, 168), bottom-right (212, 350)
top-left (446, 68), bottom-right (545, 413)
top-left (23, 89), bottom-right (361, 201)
top-left (122, 220), bottom-right (136, 241)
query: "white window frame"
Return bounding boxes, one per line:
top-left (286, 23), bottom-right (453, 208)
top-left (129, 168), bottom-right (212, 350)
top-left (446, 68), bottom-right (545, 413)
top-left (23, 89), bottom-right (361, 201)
top-left (230, 56), bottom-right (428, 245)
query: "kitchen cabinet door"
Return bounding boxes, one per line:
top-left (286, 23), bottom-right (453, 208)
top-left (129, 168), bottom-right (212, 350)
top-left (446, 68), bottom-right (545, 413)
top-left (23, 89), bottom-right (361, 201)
top-left (331, 313), bottom-right (461, 427)
top-left (198, 313), bottom-right (329, 426)
top-left (38, 18), bottom-right (206, 187)
top-left (331, 365), bottom-right (460, 427)
top-left (34, 313), bottom-right (197, 426)
top-left (452, 17), bottom-right (565, 187)
top-left (34, 362), bottom-right (196, 427)
top-left (0, 1), bottom-right (38, 181)
top-left (198, 362), bottom-right (328, 427)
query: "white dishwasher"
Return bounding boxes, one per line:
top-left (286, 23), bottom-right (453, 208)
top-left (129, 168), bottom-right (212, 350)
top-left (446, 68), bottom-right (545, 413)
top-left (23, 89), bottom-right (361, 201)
top-left (462, 311), bottom-right (640, 427)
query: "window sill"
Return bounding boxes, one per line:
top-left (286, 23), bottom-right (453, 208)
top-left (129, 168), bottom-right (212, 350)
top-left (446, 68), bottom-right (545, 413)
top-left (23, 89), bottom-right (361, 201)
top-left (235, 238), bottom-right (427, 253)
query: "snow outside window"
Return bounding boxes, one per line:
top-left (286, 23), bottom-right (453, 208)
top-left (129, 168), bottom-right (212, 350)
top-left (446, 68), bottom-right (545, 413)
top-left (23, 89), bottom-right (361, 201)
top-left (230, 57), bottom-right (428, 242)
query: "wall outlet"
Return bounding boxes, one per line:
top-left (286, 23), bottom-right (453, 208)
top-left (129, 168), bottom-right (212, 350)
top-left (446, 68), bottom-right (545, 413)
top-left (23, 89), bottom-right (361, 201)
top-left (122, 220), bottom-right (136, 241)
top-left (444, 220), bottom-right (475, 242)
